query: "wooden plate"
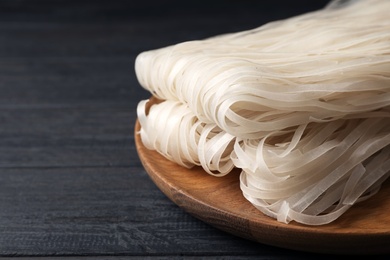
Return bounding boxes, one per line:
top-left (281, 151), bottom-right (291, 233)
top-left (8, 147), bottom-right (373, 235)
top-left (134, 108), bottom-right (390, 255)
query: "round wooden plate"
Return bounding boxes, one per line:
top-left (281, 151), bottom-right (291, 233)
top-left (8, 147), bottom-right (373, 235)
top-left (135, 114), bottom-right (390, 255)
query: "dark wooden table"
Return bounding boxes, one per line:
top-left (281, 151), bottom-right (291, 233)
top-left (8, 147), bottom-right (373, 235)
top-left (1, 0), bottom-right (375, 258)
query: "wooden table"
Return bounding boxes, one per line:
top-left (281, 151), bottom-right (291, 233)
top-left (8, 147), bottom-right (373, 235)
top-left (1, 0), bottom-right (374, 258)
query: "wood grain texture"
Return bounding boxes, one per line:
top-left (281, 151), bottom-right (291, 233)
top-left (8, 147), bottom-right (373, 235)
top-left (135, 115), bottom-right (390, 255)
top-left (0, 107), bottom-right (139, 168)
top-left (0, 167), bottom-right (285, 257)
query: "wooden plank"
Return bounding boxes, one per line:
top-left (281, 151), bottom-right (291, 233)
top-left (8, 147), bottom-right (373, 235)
top-left (0, 58), bottom-right (150, 106)
top-left (0, 167), bottom-right (312, 257)
top-left (0, 0), bottom-right (330, 24)
top-left (0, 257), bottom-right (309, 260)
top-left (0, 1), bottom-right (330, 58)
top-left (0, 107), bottom-right (140, 168)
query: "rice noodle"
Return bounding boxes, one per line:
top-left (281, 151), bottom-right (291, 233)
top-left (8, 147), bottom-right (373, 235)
top-left (135, 0), bottom-right (390, 225)
top-left (235, 118), bottom-right (390, 225)
top-left (137, 99), bottom-right (235, 176)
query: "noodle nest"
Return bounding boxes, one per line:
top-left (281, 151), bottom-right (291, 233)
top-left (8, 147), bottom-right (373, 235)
top-left (135, 0), bottom-right (390, 225)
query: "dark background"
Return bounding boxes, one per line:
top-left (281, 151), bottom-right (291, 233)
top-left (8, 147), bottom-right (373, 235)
top-left (0, 0), bottom-right (355, 258)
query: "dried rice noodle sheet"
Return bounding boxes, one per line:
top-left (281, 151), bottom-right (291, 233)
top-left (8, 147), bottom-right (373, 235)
top-left (137, 99), bottom-right (235, 176)
top-left (135, 0), bottom-right (390, 139)
top-left (233, 117), bottom-right (390, 225)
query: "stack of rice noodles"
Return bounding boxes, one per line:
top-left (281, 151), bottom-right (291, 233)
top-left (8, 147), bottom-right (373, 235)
top-left (135, 0), bottom-right (390, 225)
